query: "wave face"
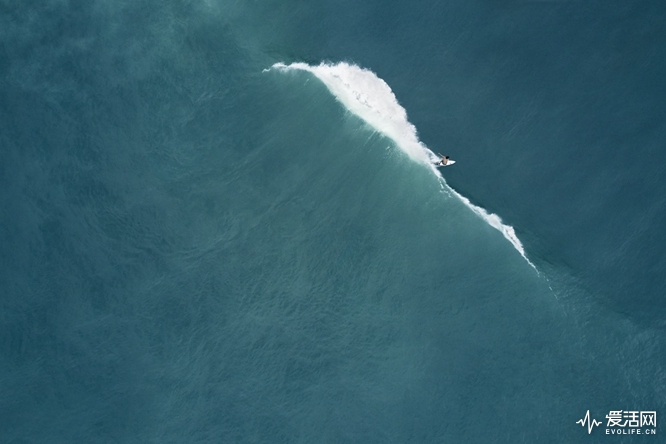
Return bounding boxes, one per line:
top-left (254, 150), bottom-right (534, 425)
top-left (269, 62), bottom-right (535, 268)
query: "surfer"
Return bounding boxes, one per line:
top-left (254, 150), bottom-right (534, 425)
top-left (436, 155), bottom-right (449, 166)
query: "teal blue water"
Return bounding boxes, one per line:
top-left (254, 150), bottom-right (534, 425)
top-left (1, 1), bottom-right (665, 442)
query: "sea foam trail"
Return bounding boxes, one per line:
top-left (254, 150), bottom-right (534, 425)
top-left (267, 62), bottom-right (536, 270)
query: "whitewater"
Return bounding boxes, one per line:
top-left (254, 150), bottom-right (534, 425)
top-left (266, 62), bottom-right (536, 270)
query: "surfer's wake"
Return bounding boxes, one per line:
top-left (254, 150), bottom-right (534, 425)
top-left (266, 61), bottom-right (537, 271)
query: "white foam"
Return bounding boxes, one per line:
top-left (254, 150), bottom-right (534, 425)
top-left (268, 62), bottom-right (536, 270)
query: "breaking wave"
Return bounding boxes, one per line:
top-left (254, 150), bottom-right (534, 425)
top-left (266, 61), bottom-right (536, 270)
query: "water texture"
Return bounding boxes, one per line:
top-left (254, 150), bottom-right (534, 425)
top-left (1, 0), bottom-right (665, 443)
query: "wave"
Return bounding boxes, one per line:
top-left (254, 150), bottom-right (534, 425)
top-left (266, 62), bottom-right (536, 270)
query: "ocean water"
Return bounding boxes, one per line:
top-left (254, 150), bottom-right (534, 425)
top-left (1, 0), bottom-right (665, 443)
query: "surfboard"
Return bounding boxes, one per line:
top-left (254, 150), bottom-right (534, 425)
top-left (435, 154), bottom-right (455, 167)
